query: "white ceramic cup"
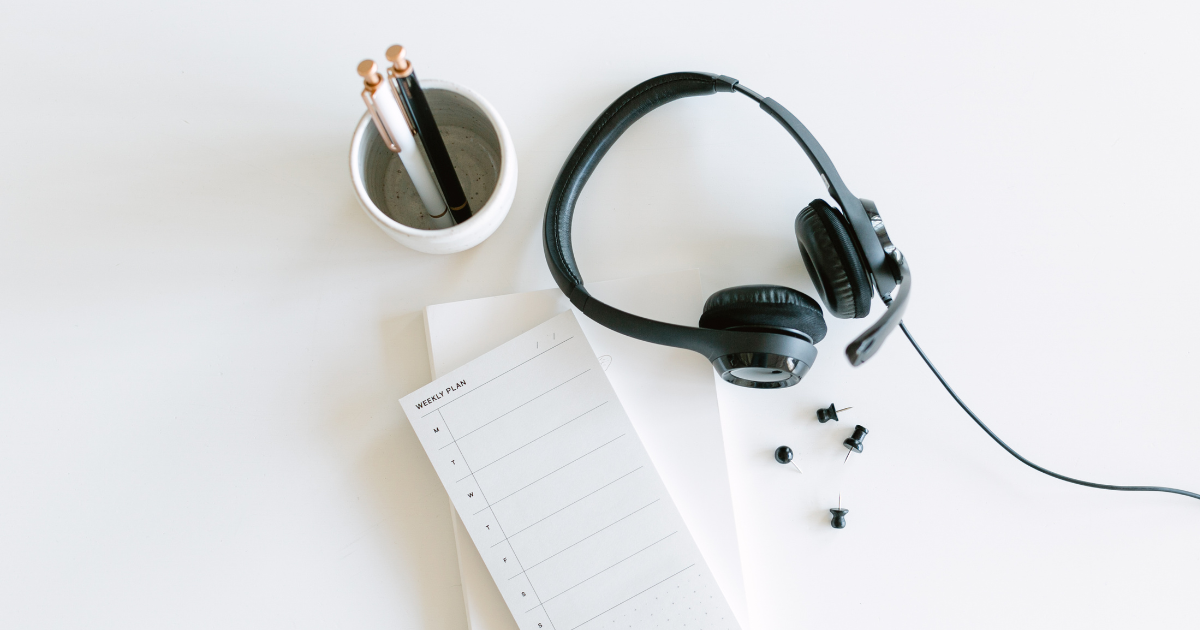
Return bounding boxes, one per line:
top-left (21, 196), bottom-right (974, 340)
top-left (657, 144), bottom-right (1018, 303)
top-left (349, 80), bottom-right (517, 254)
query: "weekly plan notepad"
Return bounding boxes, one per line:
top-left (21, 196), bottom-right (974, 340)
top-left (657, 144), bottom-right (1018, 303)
top-left (427, 270), bottom-right (746, 630)
top-left (401, 311), bottom-right (741, 630)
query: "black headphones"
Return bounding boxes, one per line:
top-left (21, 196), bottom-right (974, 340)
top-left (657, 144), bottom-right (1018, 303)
top-left (543, 72), bottom-right (911, 388)
top-left (543, 71), bottom-right (1200, 503)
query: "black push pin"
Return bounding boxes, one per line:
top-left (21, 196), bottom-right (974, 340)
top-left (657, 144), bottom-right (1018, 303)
top-left (843, 425), bottom-right (869, 452)
top-left (816, 404), bottom-right (852, 423)
top-left (830, 494), bottom-right (848, 529)
top-left (842, 425), bottom-right (869, 463)
top-left (774, 445), bottom-right (803, 473)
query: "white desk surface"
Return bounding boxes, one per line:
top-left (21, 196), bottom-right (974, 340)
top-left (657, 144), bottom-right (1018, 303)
top-left (3, 1), bottom-right (1198, 627)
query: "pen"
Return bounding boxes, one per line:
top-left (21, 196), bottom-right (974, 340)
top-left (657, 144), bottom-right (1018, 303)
top-left (386, 45), bottom-right (473, 224)
top-left (358, 59), bottom-right (455, 229)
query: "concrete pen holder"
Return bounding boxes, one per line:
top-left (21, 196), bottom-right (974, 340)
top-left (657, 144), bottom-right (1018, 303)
top-left (349, 79), bottom-right (516, 254)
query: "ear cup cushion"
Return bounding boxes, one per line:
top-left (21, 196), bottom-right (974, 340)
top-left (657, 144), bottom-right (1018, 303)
top-left (699, 285), bottom-right (827, 344)
top-left (795, 199), bottom-right (873, 319)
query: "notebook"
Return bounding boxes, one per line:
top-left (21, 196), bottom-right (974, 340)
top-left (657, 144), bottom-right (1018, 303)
top-left (422, 271), bottom-right (747, 630)
top-left (402, 311), bottom-right (741, 630)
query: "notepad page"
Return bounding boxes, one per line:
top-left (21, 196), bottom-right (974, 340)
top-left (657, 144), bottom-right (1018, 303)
top-left (401, 310), bottom-right (741, 630)
top-left (425, 270), bottom-right (747, 630)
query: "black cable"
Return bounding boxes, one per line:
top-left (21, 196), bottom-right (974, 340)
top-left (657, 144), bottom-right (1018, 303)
top-left (898, 321), bottom-right (1200, 502)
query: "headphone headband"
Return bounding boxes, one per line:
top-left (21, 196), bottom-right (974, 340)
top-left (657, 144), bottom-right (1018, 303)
top-left (545, 72), bottom-right (735, 290)
top-left (543, 72), bottom-right (909, 368)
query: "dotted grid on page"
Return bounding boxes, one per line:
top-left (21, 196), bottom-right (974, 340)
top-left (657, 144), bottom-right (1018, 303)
top-left (401, 311), bottom-right (739, 630)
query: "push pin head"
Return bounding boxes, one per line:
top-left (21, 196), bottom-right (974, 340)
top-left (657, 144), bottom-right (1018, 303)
top-left (357, 59), bottom-right (383, 90)
top-left (829, 508), bottom-right (849, 529)
top-left (386, 45), bottom-right (413, 77)
top-left (817, 404), bottom-right (852, 423)
top-left (774, 445), bottom-right (803, 473)
top-left (843, 425), bottom-right (869, 453)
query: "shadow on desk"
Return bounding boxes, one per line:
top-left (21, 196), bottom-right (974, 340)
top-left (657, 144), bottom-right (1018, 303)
top-left (324, 310), bottom-right (467, 630)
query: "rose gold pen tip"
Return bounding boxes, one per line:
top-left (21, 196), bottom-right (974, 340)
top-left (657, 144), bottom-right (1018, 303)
top-left (357, 60), bottom-right (382, 85)
top-left (386, 45), bottom-right (413, 75)
top-left (386, 45), bottom-right (406, 65)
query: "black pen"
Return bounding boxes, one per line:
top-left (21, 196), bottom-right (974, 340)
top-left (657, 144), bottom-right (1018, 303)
top-left (386, 45), bottom-right (472, 224)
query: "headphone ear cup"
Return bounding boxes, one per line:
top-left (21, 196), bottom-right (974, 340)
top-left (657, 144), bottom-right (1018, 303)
top-left (795, 199), bottom-right (873, 319)
top-left (698, 285), bottom-right (827, 343)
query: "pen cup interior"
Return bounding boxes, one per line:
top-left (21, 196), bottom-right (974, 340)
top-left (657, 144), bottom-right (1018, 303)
top-left (359, 88), bottom-right (502, 230)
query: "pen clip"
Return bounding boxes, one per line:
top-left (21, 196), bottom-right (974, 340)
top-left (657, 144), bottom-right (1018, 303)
top-left (361, 88), bottom-right (402, 153)
top-left (357, 59), bottom-right (401, 154)
top-left (385, 75), bottom-right (418, 137)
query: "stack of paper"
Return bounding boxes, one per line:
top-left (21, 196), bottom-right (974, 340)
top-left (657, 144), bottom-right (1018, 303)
top-left (421, 271), bottom-right (747, 630)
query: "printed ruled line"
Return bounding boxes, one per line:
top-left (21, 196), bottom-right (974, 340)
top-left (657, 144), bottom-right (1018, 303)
top-left (494, 467), bottom-right (644, 545)
top-left (509, 499), bottom-right (660, 579)
top-left (567, 564), bottom-right (695, 630)
top-left (472, 435), bottom-right (625, 512)
top-left (420, 335), bottom-right (574, 417)
top-left (459, 402), bottom-right (608, 480)
top-left (439, 369), bottom-right (591, 450)
top-left (527, 531), bottom-right (678, 611)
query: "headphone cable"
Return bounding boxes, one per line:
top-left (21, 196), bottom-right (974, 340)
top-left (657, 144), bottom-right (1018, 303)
top-left (898, 321), bottom-right (1200, 502)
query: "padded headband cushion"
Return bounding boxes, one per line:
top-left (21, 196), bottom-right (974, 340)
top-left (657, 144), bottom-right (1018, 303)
top-left (699, 285), bottom-right (827, 343)
top-left (796, 199), bottom-right (873, 319)
top-left (544, 72), bottom-right (736, 291)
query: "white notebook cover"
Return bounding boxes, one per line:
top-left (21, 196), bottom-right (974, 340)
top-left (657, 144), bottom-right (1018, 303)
top-left (423, 270), bottom-right (747, 630)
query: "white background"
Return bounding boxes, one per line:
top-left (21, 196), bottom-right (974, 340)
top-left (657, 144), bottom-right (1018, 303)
top-left (3, 1), bottom-right (1198, 628)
